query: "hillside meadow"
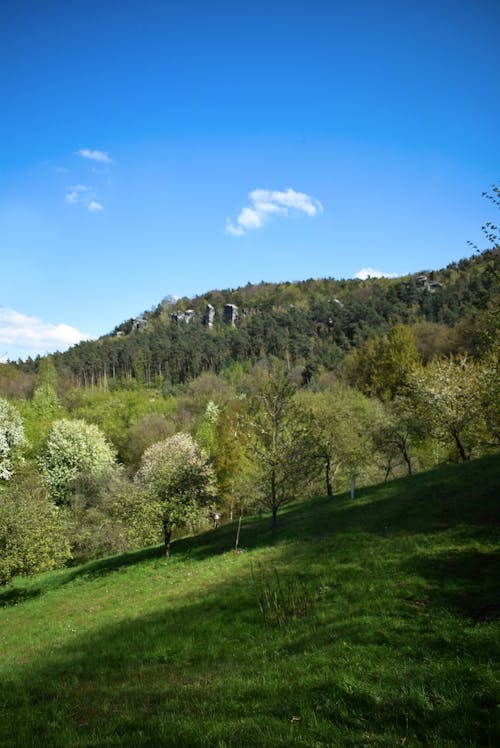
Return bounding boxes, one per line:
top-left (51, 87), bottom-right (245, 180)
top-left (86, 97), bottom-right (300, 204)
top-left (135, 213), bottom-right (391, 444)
top-left (0, 455), bottom-right (498, 747)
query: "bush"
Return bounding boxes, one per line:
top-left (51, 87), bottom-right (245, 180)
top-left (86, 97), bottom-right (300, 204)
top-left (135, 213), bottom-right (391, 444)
top-left (0, 470), bottom-right (71, 585)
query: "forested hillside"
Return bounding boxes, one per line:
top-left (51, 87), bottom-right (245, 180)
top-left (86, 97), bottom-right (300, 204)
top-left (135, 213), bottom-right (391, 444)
top-left (0, 247), bottom-right (498, 583)
top-left (9, 247), bottom-right (500, 389)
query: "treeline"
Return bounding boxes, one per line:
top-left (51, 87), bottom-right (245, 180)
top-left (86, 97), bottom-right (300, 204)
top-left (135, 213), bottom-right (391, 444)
top-left (9, 248), bottom-right (500, 390)
top-left (1, 342), bottom-right (498, 584)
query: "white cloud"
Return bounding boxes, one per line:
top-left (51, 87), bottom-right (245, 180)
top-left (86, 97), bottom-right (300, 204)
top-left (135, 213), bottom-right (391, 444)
top-left (355, 267), bottom-right (399, 280)
top-left (65, 185), bottom-right (104, 212)
top-left (0, 308), bottom-right (91, 361)
top-left (65, 184), bottom-right (89, 204)
top-left (78, 148), bottom-right (112, 164)
top-left (226, 188), bottom-right (323, 235)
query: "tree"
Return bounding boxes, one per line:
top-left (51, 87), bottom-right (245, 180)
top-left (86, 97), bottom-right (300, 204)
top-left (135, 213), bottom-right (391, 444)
top-left (0, 398), bottom-right (26, 480)
top-left (374, 397), bottom-right (428, 478)
top-left (39, 418), bottom-right (116, 504)
top-left (135, 432), bottom-right (216, 557)
top-left (214, 397), bottom-right (255, 520)
top-left (122, 413), bottom-right (174, 473)
top-left (68, 466), bottom-right (159, 561)
top-left (194, 400), bottom-right (220, 458)
top-left (299, 385), bottom-right (382, 497)
top-left (344, 324), bottom-right (420, 400)
top-left (0, 469), bottom-right (71, 585)
top-left (409, 355), bottom-right (493, 461)
top-left (245, 367), bottom-right (316, 532)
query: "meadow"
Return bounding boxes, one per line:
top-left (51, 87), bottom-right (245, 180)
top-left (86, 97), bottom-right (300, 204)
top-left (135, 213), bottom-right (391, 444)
top-left (0, 455), bottom-right (498, 747)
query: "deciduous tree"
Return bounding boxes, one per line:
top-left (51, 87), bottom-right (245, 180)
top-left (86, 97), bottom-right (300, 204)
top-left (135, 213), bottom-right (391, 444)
top-left (0, 469), bottom-right (71, 585)
top-left (409, 356), bottom-right (493, 461)
top-left (245, 367), bottom-right (315, 532)
top-left (135, 432), bottom-right (216, 557)
top-left (39, 418), bottom-right (116, 504)
top-left (0, 398), bottom-right (26, 480)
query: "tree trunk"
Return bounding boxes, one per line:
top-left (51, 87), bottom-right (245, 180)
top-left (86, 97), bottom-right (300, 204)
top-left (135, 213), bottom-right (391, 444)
top-left (402, 448), bottom-right (412, 477)
top-left (452, 431), bottom-right (469, 461)
top-left (325, 455), bottom-right (333, 496)
top-left (272, 507), bottom-right (278, 534)
top-left (163, 520), bottom-right (171, 558)
top-left (271, 470), bottom-right (278, 534)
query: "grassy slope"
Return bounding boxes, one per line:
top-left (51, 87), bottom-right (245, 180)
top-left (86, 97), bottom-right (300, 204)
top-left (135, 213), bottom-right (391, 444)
top-left (0, 456), bottom-right (499, 747)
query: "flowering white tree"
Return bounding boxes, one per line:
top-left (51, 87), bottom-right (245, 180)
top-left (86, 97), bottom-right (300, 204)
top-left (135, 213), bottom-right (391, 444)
top-left (0, 398), bottom-right (26, 480)
top-left (39, 418), bottom-right (116, 504)
top-left (135, 432), bottom-right (216, 557)
top-left (409, 355), bottom-right (496, 461)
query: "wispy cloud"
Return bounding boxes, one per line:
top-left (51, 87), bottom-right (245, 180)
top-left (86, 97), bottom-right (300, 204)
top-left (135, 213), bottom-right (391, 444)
top-left (354, 268), bottom-right (399, 280)
top-left (78, 148), bottom-right (112, 164)
top-left (65, 184), bottom-right (89, 204)
top-left (0, 308), bottom-right (91, 361)
top-left (65, 185), bottom-right (104, 212)
top-left (226, 188), bottom-right (323, 236)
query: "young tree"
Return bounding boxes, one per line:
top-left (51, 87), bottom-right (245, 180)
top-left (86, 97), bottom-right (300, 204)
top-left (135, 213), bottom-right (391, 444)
top-left (194, 400), bottom-right (220, 458)
top-left (39, 418), bottom-right (116, 504)
top-left (135, 432), bottom-right (216, 557)
top-left (213, 397), bottom-right (252, 520)
top-left (245, 368), bottom-right (316, 532)
top-left (0, 398), bottom-right (26, 480)
top-left (299, 385), bottom-right (382, 496)
top-left (375, 397), bottom-right (428, 478)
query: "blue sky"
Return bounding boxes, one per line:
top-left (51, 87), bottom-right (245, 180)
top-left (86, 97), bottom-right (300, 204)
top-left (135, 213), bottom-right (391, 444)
top-left (1, 0), bottom-right (499, 361)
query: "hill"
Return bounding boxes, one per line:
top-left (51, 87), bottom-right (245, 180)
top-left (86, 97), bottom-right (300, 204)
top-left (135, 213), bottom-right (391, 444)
top-left (12, 247), bottom-right (499, 387)
top-left (1, 455), bottom-right (498, 746)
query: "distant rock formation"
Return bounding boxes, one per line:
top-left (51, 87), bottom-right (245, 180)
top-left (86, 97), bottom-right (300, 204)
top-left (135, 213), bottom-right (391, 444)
top-left (223, 303), bottom-right (238, 326)
top-left (171, 303), bottom-right (239, 327)
top-left (203, 304), bottom-right (215, 328)
top-left (414, 275), bottom-right (443, 294)
top-left (171, 309), bottom-right (195, 324)
top-left (132, 318), bottom-right (148, 331)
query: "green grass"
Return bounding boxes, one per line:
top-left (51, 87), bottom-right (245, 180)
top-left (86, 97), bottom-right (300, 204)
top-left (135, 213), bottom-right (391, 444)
top-left (1, 455), bottom-right (499, 746)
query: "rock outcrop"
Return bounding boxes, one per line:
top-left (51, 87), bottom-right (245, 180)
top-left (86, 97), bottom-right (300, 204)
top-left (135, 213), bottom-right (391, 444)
top-left (223, 303), bottom-right (238, 326)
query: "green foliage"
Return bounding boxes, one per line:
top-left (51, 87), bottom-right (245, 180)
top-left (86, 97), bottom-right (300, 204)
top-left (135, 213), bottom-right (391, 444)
top-left (64, 388), bottom-right (175, 461)
top-left (67, 467), bottom-right (159, 561)
top-left (0, 397), bottom-right (26, 480)
top-left (409, 355), bottom-right (496, 461)
top-left (299, 385), bottom-right (384, 495)
top-left (39, 418), bottom-right (116, 504)
top-left (0, 363), bottom-right (34, 399)
top-left (245, 366), bottom-right (316, 530)
top-left (122, 413), bottom-right (175, 474)
top-left (374, 397), bottom-right (429, 478)
top-left (345, 323), bottom-right (420, 400)
top-left (0, 469), bottom-right (71, 585)
top-left (213, 397), bottom-right (254, 518)
top-left (135, 432), bottom-right (216, 556)
top-left (194, 399), bottom-right (220, 457)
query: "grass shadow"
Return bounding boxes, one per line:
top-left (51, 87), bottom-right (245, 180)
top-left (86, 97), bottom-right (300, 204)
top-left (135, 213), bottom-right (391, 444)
top-left (405, 548), bottom-right (500, 623)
